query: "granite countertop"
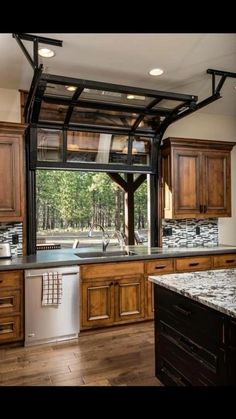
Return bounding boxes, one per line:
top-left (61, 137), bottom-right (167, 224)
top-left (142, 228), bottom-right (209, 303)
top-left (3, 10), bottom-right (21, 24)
top-left (149, 268), bottom-right (236, 318)
top-left (0, 244), bottom-right (236, 271)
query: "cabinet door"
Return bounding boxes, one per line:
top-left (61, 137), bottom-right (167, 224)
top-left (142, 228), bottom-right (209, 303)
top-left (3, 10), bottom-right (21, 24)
top-left (0, 135), bottom-right (23, 221)
top-left (146, 280), bottom-right (154, 319)
top-left (172, 149), bottom-right (202, 218)
top-left (115, 275), bottom-right (145, 323)
top-left (202, 151), bottom-right (231, 217)
top-left (81, 280), bottom-right (114, 328)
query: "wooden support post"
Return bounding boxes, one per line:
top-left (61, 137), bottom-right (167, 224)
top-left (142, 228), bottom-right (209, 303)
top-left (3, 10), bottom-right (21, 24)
top-left (147, 174), bottom-right (159, 247)
top-left (108, 172), bottom-right (146, 246)
top-left (125, 174), bottom-right (135, 245)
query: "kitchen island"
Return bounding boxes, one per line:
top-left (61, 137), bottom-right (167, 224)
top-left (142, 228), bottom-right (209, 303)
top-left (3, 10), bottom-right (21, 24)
top-left (149, 269), bottom-right (236, 386)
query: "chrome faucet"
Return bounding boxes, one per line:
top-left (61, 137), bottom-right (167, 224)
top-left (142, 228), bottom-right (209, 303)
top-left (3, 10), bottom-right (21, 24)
top-left (88, 224), bottom-right (110, 252)
top-left (113, 230), bottom-right (126, 249)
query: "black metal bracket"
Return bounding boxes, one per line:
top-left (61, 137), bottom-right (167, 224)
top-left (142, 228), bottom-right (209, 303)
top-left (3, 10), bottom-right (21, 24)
top-left (155, 68), bottom-right (236, 136)
top-left (12, 33), bottom-right (63, 70)
top-left (207, 69), bottom-right (236, 95)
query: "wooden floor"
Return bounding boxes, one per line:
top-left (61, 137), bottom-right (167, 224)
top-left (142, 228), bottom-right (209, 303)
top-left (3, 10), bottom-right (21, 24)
top-left (0, 321), bottom-right (162, 386)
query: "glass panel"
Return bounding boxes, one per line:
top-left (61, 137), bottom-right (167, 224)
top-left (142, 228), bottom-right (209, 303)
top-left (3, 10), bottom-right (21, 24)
top-left (153, 99), bottom-right (184, 109)
top-left (67, 131), bottom-right (129, 165)
top-left (45, 83), bottom-right (76, 98)
top-left (37, 128), bottom-right (63, 161)
top-left (109, 135), bottom-right (128, 164)
top-left (39, 101), bottom-right (68, 123)
top-left (80, 88), bottom-right (153, 107)
top-left (132, 137), bottom-right (151, 166)
top-left (70, 107), bottom-right (139, 127)
top-left (67, 131), bottom-right (100, 163)
top-left (142, 115), bottom-right (160, 130)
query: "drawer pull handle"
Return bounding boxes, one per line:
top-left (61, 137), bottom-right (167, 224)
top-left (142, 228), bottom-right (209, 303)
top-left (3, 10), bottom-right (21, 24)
top-left (155, 265), bottom-right (166, 269)
top-left (189, 262), bottom-right (199, 267)
top-left (0, 296), bottom-right (14, 307)
top-left (0, 322), bottom-right (14, 334)
top-left (179, 336), bottom-right (196, 352)
top-left (226, 259), bottom-right (235, 263)
top-left (173, 305), bottom-right (192, 317)
top-left (161, 367), bottom-right (185, 386)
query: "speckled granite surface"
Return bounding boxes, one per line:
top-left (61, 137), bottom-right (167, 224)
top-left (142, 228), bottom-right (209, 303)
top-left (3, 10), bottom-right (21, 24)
top-left (149, 268), bottom-right (236, 319)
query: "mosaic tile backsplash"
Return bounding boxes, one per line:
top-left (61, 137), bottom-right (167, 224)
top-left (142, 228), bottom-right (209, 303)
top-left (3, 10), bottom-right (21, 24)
top-left (162, 218), bottom-right (218, 248)
top-left (0, 222), bottom-right (23, 257)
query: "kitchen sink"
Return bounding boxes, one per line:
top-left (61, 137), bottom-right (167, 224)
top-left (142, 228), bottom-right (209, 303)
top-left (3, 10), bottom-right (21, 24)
top-left (75, 250), bottom-right (137, 258)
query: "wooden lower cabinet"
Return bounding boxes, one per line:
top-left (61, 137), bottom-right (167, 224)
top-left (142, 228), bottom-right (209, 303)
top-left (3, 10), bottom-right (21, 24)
top-left (81, 279), bottom-right (114, 328)
top-left (115, 276), bottom-right (144, 322)
top-left (0, 270), bottom-right (23, 345)
top-left (81, 274), bottom-right (145, 329)
top-left (146, 258), bottom-right (175, 320)
top-left (146, 282), bottom-right (154, 319)
top-left (81, 253), bottom-right (236, 330)
top-left (80, 261), bottom-right (145, 330)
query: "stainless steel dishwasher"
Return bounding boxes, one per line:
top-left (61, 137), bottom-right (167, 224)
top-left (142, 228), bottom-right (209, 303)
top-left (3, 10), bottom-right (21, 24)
top-left (24, 266), bottom-right (80, 346)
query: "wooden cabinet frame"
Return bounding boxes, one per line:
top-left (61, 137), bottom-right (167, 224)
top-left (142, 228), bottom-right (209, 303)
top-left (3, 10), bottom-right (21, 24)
top-left (0, 122), bottom-right (26, 222)
top-left (161, 137), bottom-right (235, 219)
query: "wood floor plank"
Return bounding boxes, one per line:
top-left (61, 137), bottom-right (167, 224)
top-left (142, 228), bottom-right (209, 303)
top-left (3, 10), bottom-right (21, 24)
top-left (0, 321), bottom-right (161, 387)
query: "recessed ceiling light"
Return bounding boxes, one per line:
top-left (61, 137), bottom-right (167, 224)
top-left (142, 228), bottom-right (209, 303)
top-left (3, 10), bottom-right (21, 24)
top-left (66, 86), bottom-right (77, 92)
top-left (127, 94), bottom-right (146, 100)
top-left (149, 68), bottom-right (164, 76)
top-left (38, 48), bottom-right (55, 58)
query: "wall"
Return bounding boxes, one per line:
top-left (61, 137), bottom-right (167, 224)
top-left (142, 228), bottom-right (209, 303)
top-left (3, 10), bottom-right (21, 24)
top-left (162, 219), bottom-right (218, 248)
top-left (0, 88), bottom-right (21, 123)
top-left (0, 223), bottom-right (23, 257)
top-left (164, 112), bottom-right (236, 245)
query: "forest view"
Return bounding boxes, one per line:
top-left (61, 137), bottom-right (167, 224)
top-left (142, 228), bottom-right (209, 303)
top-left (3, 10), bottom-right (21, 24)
top-left (36, 170), bottom-right (147, 247)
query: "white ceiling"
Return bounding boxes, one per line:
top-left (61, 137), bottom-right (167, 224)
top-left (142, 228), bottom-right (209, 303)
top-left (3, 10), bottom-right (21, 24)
top-left (0, 33), bottom-right (236, 116)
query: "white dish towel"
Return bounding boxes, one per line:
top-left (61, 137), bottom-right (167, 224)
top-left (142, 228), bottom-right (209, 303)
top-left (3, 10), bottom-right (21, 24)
top-left (42, 272), bottom-right (62, 306)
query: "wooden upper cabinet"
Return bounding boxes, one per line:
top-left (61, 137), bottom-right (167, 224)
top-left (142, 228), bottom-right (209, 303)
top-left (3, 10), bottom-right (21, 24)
top-left (0, 122), bottom-right (26, 222)
top-left (161, 138), bottom-right (235, 219)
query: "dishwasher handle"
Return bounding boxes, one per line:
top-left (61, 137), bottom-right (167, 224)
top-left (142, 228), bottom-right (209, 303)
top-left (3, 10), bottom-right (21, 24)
top-left (25, 266), bottom-right (80, 278)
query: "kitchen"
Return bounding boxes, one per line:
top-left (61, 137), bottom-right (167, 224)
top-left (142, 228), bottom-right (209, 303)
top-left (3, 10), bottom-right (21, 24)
top-left (0, 33), bottom-right (236, 387)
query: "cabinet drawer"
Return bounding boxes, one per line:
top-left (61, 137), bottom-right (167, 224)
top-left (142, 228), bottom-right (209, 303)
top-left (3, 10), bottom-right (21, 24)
top-left (0, 270), bottom-right (23, 289)
top-left (213, 254), bottom-right (236, 269)
top-left (159, 320), bottom-right (218, 369)
top-left (155, 285), bottom-right (223, 346)
top-left (158, 333), bottom-right (220, 385)
top-left (157, 358), bottom-right (191, 386)
top-left (0, 289), bottom-right (21, 315)
top-left (81, 261), bottom-right (144, 280)
top-left (228, 319), bottom-right (236, 348)
top-left (0, 315), bottom-right (21, 342)
top-left (175, 256), bottom-right (211, 272)
top-left (146, 258), bottom-right (174, 274)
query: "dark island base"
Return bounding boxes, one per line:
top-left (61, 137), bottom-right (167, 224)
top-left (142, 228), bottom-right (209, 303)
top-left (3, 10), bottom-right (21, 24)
top-left (154, 285), bottom-right (236, 386)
